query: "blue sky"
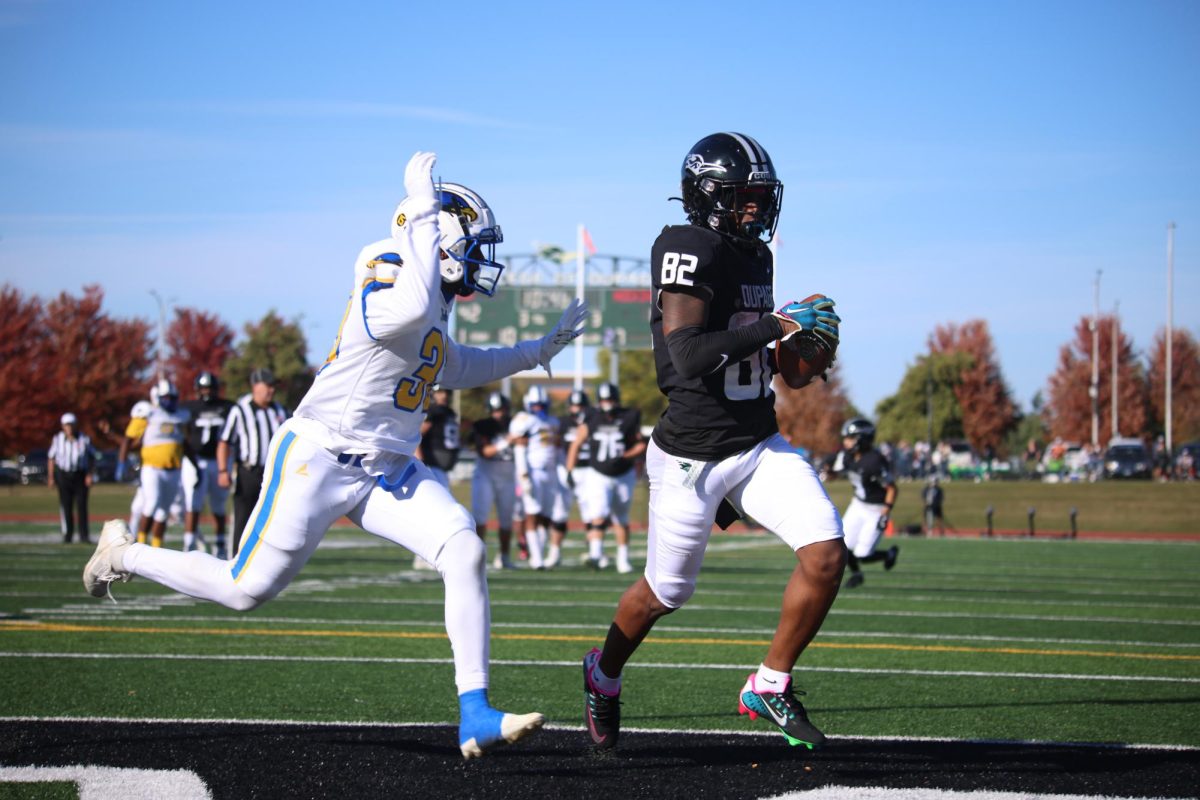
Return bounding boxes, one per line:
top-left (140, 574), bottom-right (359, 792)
top-left (2, 0), bottom-right (1197, 415)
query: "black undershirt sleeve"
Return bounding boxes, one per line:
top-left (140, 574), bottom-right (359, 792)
top-left (664, 315), bottom-right (784, 380)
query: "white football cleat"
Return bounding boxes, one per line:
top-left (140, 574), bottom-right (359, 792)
top-left (616, 559), bottom-right (634, 574)
top-left (83, 520), bottom-right (135, 599)
top-left (460, 711), bottom-right (545, 760)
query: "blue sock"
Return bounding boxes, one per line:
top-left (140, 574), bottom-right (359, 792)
top-left (458, 689), bottom-right (503, 746)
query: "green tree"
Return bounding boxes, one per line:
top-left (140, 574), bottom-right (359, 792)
top-left (223, 311), bottom-right (311, 408)
top-left (875, 352), bottom-right (972, 444)
top-left (597, 349), bottom-right (666, 428)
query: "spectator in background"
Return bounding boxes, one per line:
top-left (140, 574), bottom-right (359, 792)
top-left (217, 368), bottom-right (289, 557)
top-left (48, 412), bottom-right (96, 543)
top-left (922, 476), bottom-right (946, 536)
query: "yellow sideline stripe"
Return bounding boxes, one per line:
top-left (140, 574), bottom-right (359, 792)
top-left (1, 620), bottom-right (1198, 662)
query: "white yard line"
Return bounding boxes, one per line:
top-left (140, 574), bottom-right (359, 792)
top-left (1, 651), bottom-right (1197, 684)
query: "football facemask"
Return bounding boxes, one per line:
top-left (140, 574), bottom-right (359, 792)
top-left (437, 183), bottom-right (504, 297)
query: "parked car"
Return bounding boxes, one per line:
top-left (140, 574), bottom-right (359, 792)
top-left (0, 459), bottom-right (19, 485)
top-left (17, 450), bottom-right (48, 485)
top-left (1103, 438), bottom-right (1152, 480)
top-left (91, 450), bottom-right (125, 483)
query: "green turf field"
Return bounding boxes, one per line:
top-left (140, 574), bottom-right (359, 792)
top-left (1, 517), bottom-right (1197, 749)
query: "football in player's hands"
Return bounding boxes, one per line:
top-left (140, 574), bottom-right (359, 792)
top-left (775, 294), bottom-right (837, 390)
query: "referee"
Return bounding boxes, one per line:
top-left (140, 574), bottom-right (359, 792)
top-left (216, 368), bottom-right (289, 556)
top-left (48, 412), bottom-right (96, 543)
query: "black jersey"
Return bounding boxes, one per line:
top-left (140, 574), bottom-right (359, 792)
top-left (421, 404), bottom-right (460, 471)
top-left (472, 417), bottom-right (513, 463)
top-left (559, 411), bottom-right (590, 468)
top-left (582, 406), bottom-right (642, 477)
top-left (837, 448), bottom-right (894, 504)
top-left (183, 398), bottom-right (234, 459)
top-left (650, 224), bottom-right (778, 460)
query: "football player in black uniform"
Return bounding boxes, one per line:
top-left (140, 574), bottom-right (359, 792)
top-left (545, 389), bottom-right (591, 569)
top-left (566, 383), bottom-right (645, 574)
top-left (582, 132), bottom-right (846, 751)
top-left (832, 417), bottom-right (898, 588)
top-left (182, 372), bottom-right (235, 557)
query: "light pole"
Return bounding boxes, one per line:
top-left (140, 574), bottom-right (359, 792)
top-left (1111, 300), bottom-right (1119, 440)
top-left (1089, 271), bottom-right (1101, 449)
top-left (1166, 222), bottom-right (1175, 454)
top-left (149, 289), bottom-right (167, 381)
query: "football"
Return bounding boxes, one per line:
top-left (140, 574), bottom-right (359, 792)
top-left (775, 294), bottom-right (836, 390)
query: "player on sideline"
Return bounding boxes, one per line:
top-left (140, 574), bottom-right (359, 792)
top-left (470, 391), bottom-right (519, 568)
top-left (84, 151), bottom-right (587, 758)
top-left (831, 417), bottom-right (898, 588)
top-left (509, 385), bottom-right (561, 569)
top-left (545, 388), bottom-right (590, 569)
top-left (117, 378), bottom-right (193, 548)
top-left (182, 372), bottom-right (235, 556)
top-left (582, 132), bottom-right (846, 751)
top-left (566, 382), bottom-right (645, 573)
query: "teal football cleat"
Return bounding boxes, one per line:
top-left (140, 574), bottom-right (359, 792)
top-left (737, 673), bottom-right (826, 749)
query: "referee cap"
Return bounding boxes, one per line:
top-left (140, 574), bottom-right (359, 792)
top-left (249, 368), bottom-right (276, 386)
top-left (60, 412), bottom-right (77, 425)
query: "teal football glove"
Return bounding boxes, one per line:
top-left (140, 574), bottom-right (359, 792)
top-left (773, 296), bottom-right (840, 348)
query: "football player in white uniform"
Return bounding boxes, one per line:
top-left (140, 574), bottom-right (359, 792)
top-left (84, 151), bottom-right (587, 759)
top-left (509, 385), bottom-right (561, 569)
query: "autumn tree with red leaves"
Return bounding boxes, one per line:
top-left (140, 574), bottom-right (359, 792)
top-left (774, 365), bottom-right (855, 458)
top-left (166, 308), bottom-right (237, 401)
top-left (0, 285), bottom-right (153, 455)
top-left (1147, 327), bottom-right (1200, 443)
top-left (1045, 314), bottom-right (1150, 444)
top-left (42, 285), bottom-right (154, 439)
top-left (929, 320), bottom-right (1017, 454)
top-left (0, 285), bottom-right (55, 454)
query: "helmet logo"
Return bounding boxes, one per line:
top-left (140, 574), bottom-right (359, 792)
top-left (748, 171), bottom-right (773, 181)
top-left (394, 212), bottom-right (407, 228)
top-left (459, 206), bottom-right (478, 223)
top-left (684, 154), bottom-right (727, 176)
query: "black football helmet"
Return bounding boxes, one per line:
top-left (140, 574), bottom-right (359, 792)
top-left (486, 391), bottom-right (510, 412)
top-left (195, 371), bottom-right (218, 400)
top-left (597, 382), bottom-right (620, 407)
top-left (841, 417), bottom-right (876, 451)
top-left (568, 389), bottom-right (590, 408)
top-left (680, 132), bottom-right (783, 243)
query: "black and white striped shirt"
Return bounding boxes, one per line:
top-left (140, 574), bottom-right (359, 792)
top-left (220, 395), bottom-right (289, 468)
top-left (49, 432), bottom-right (94, 473)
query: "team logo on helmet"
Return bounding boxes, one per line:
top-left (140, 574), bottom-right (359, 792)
top-left (684, 154), bottom-right (727, 176)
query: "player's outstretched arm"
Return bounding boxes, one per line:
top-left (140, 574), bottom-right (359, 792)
top-left (437, 298), bottom-right (588, 388)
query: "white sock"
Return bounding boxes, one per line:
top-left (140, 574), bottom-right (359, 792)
top-left (547, 543), bottom-right (560, 561)
top-left (588, 538), bottom-right (603, 559)
top-left (434, 530), bottom-right (490, 694)
top-left (183, 531), bottom-right (196, 551)
top-left (755, 663), bottom-right (791, 691)
top-left (590, 659), bottom-right (622, 696)
top-left (617, 544), bottom-right (630, 563)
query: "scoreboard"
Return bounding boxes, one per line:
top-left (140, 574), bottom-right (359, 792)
top-left (454, 286), bottom-right (653, 349)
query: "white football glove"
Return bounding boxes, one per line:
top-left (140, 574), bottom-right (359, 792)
top-left (403, 151), bottom-right (438, 214)
top-left (537, 297), bottom-right (588, 378)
